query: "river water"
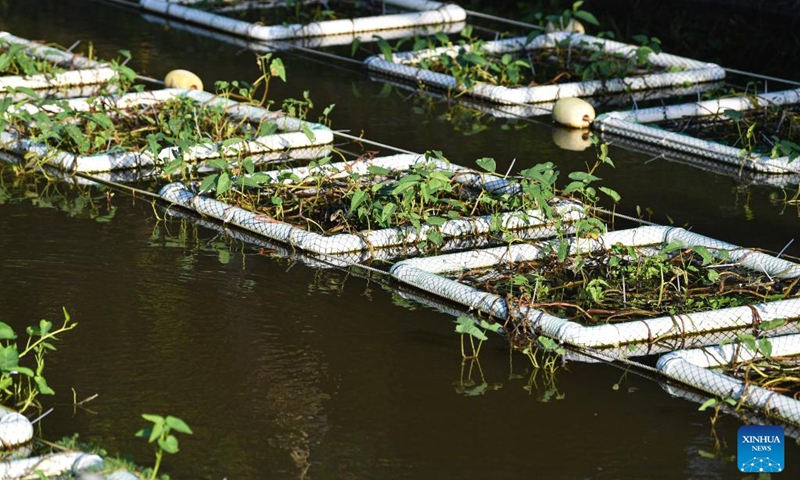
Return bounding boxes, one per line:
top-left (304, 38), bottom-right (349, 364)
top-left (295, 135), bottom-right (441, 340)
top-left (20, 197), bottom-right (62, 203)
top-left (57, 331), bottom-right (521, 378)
top-left (1, 0), bottom-right (799, 478)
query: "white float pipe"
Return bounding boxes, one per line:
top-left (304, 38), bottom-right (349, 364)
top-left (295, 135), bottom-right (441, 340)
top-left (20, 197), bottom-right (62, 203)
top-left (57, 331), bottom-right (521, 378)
top-left (657, 333), bottom-right (800, 426)
top-left (140, 0), bottom-right (466, 41)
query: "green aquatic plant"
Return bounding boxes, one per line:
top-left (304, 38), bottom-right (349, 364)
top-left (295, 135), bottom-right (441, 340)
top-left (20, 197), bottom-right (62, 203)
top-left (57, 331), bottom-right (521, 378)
top-left (0, 308), bottom-right (77, 413)
top-left (135, 413), bottom-right (194, 480)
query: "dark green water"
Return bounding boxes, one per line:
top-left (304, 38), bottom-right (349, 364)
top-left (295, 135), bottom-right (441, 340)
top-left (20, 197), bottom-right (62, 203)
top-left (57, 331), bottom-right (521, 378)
top-left (1, 0), bottom-right (800, 478)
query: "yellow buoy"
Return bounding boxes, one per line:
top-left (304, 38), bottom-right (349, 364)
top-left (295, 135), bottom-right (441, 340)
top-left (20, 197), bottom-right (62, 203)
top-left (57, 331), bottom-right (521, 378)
top-left (551, 127), bottom-right (592, 152)
top-left (164, 69), bottom-right (204, 91)
top-left (545, 18), bottom-right (585, 34)
top-left (552, 97), bottom-right (595, 129)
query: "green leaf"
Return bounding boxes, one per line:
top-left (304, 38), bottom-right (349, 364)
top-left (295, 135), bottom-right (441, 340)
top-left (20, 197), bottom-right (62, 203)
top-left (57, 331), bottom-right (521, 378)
top-left (723, 109), bottom-right (743, 121)
top-left (475, 157), bottom-right (496, 173)
top-left (34, 375), bottom-right (55, 395)
top-left (759, 318), bottom-right (787, 331)
top-left (538, 335), bottom-right (561, 352)
top-left (758, 338), bottom-right (773, 359)
top-left (599, 186), bottom-right (621, 203)
top-left (269, 57), bottom-right (286, 82)
top-left (350, 38), bottom-right (361, 57)
top-left (479, 320), bottom-right (503, 333)
top-left (698, 398), bottom-right (718, 411)
top-left (165, 416), bottom-right (194, 435)
top-left (300, 124), bottom-right (316, 142)
top-left (697, 450), bottom-right (716, 459)
top-left (257, 122), bottom-right (278, 137)
top-left (557, 240), bottom-right (570, 262)
top-left (573, 10), bottom-right (599, 26)
top-left (738, 333), bottom-right (758, 353)
top-left (367, 165), bottom-right (391, 176)
top-left (567, 171), bottom-right (600, 182)
top-left (135, 428), bottom-right (151, 439)
top-left (218, 250), bottom-right (231, 265)
top-left (216, 172), bottom-right (231, 194)
top-left (0, 345), bottom-right (20, 372)
top-left (198, 174), bottom-right (218, 193)
top-left (690, 245), bottom-right (714, 265)
top-left (461, 51), bottom-right (488, 66)
top-left (13, 366), bottom-right (34, 377)
top-left (349, 190), bottom-right (367, 212)
top-left (159, 434), bottom-right (180, 454)
top-left (39, 319), bottom-right (52, 337)
top-left (454, 316), bottom-right (488, 341)
top-left (425, 216), bottom-right (447, 227)
top-left (0, 322), bottom-right (17, 340)
top-left (375, 36), bottom-right (393, 61)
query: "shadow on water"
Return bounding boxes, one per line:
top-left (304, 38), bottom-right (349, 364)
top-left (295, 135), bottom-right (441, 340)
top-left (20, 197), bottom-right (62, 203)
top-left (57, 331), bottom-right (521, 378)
top-left (0, 0), bottom-right (800, 478)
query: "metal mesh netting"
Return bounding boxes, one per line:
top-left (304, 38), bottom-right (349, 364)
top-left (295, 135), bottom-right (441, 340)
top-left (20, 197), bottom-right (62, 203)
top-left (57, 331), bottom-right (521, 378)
top-left (140, 0), bottom-right (466, 42)
top-left (0, 88), bottom-right (334, 173)
top-left (365, 31), bottom-right (725, 105)
top-left (657, 334), bottom-right (800, 426)
top-left (0, 32), bottom-right (118, 95)
top-left (159, 152), bottom-right (586, 258)
top-left (389, 226), bottom-right (800, 349)
top-left (593, 89), bottom-right (800, 174)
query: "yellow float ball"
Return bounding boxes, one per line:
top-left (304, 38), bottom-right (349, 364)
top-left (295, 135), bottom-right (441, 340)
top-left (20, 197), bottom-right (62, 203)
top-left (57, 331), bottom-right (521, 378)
top-left (164, 69), bottom-right (204, 91)
top-left (552, 97), bottom-right (595, 129)
top-left (545, 18), bottom-right (585, 34)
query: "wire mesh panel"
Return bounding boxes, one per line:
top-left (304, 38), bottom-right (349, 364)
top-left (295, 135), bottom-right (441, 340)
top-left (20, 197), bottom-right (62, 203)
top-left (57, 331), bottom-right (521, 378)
top-left (159, 152), bottom-right (586, 257)
top-left (139, 0), bottom-right (466, 42)
top-left (0, 88), bottom-right (334, 172)
top-left (594, 89), bottom-right (800, 174)
top-left (365, 31), bottom-right (725, 105)
top-left (0, 32), bottom-right (118, 96)
top-left (390, 226), bottom-right (800, 350)
top-left (657, 334), bottom-right (800, 427)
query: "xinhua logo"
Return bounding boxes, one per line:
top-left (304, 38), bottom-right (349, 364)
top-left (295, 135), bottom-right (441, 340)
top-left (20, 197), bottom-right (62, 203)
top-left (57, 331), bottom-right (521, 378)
top-left (738, 425), bottom-right (785, 473)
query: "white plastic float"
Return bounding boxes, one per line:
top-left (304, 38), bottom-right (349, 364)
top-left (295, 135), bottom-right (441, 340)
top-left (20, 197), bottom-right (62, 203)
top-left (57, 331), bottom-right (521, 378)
top-left (0, 88), bottom-right (334, 172)
top-left (365, 31), bottom-right (725, 105)
top-left (142, 10), bottom-right (465, 50)
top-left (390, 225), bottom-right (800, 349)
top-left (0, 451), bottom-right (103, 479)
top-left (159, 153), bottom-right (586, 256)
top-left (594, 89), bottom-right (800, 174)
top-left (658, 333), bottom-right (800, 426)
top-left (139, 0), bottom-right (466, 41)
top-left (0, 32), bottom-right (117, 95)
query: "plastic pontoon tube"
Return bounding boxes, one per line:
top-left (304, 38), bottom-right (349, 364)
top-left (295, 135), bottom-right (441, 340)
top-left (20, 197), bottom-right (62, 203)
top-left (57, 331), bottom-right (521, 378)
top-left (365, 32), bottom-right (724, 105)
top-left (0, 451), bottom-right (103, 480)
top-left (139, 0), bottom-right (466, 41)
top-left (0, 88), bottom-right (334, 172)
top-left (657, 333), bottom-right (800, 426)
top-left (390, 226), bottom-right (800, 348)
top-left (0, 32), bottom-right (117, 94)
top-left (594, 89), bottom-right (800, 174)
